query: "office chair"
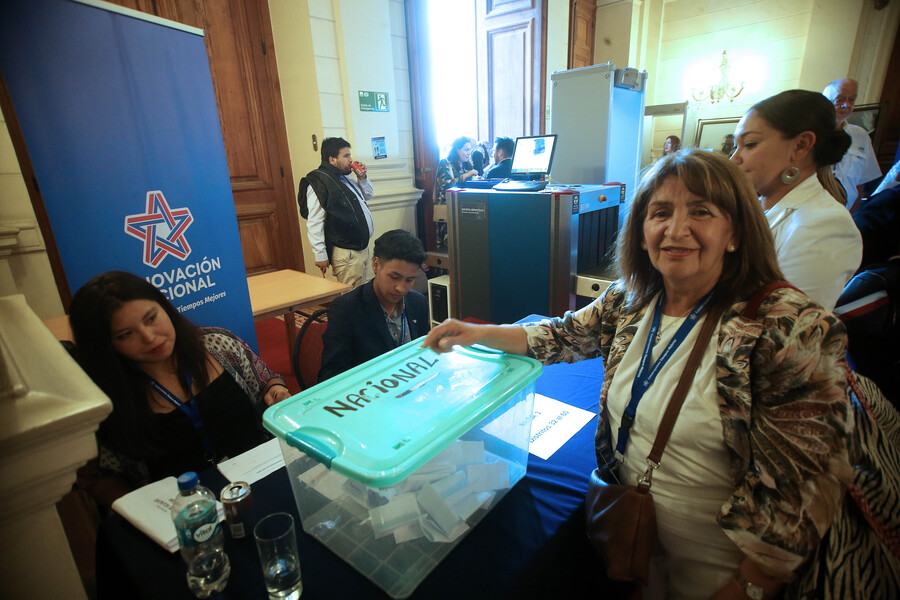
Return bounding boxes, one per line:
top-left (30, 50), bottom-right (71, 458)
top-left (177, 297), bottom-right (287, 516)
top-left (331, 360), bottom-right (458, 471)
top-left (291, 308), bottom-right (328, 390)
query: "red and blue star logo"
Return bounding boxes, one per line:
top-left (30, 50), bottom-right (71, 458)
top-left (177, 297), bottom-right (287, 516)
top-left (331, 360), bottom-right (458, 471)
top-left (124, 191), bottom-right (194, 267)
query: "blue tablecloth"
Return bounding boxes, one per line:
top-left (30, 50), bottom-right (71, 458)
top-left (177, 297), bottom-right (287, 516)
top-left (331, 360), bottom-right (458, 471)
top-left (97, 320), bottom-right (629, 599)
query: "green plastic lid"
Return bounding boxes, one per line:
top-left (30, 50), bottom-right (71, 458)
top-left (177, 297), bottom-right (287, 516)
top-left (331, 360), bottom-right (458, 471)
top-left (262, 340), bottom-right (542, 487)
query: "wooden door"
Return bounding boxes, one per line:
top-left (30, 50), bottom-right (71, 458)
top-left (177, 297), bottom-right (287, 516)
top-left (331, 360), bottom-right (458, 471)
top-left (405, 0), bottom-right (440, 251)
top-left (875, 24), bottom-right (900, 173)
top-left (475, 0), bottom-right (547, 140)
top-left (568, 1), bottom-right (595, 69)
top-left (108, 0), bottom-right (303, 275)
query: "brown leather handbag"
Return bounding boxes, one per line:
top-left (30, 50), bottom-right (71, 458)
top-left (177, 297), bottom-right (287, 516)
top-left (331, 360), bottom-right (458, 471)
top-left (585, 303), bottom-right (722, 584)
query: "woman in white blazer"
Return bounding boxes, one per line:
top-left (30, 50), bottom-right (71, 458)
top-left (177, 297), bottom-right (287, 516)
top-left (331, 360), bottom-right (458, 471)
top-left (731, 90), bottom-right (862, 309)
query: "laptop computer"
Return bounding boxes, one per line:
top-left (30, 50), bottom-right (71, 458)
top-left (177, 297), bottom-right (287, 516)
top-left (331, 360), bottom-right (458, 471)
top-left (492, 134), bottom-right (559, 192)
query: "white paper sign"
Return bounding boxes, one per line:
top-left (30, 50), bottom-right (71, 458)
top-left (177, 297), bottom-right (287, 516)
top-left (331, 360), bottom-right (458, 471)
top-left (482, 394), bottom-right (596, 460)
top-left (217, 437), bottom-right (285, 484)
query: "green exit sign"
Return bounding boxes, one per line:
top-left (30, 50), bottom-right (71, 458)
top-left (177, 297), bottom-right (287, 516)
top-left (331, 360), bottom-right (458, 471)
top-left (358, 91), bottom-right (389, 112)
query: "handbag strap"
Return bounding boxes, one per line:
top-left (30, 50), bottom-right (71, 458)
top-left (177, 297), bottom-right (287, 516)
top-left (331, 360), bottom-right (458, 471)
top-left (638, 281), bottom-right (802, 486)
top-left (640, 303), bottom-right (724, 486)
top-left (741, 281), bottom-right (800, 319)
top-left (648, 281), bottom-right (799, 459)
top-left (638, 307), bottom-right (722, 480)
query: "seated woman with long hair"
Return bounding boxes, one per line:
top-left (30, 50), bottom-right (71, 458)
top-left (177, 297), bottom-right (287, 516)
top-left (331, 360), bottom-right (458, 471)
top-left (71, 271), bottom-right (290, 506)
top-left (433, 136), bottom-right (478, 248)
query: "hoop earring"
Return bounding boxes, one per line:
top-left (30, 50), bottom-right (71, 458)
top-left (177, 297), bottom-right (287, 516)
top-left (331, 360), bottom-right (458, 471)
top-left (781, 166), bottom-right (801, 184)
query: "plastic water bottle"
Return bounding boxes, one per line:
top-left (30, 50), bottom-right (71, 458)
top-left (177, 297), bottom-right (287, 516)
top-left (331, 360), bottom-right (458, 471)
top-left (172, 471), bottom-right (224, 563)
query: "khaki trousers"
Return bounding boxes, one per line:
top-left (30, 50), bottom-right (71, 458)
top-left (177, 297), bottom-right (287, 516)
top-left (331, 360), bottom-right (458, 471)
top-left (330, 245), bottom-right (370, 289)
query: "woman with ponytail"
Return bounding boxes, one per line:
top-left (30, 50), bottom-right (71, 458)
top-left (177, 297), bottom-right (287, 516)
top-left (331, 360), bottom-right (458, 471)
top-left (731, 89), bottom-right (862, 309)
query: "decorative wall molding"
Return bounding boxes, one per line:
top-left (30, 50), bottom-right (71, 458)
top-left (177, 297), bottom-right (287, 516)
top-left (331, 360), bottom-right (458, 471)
top-left (0, 221), bottom-right (44, 256)
top-left (368, 187), bottom-right (423, 212)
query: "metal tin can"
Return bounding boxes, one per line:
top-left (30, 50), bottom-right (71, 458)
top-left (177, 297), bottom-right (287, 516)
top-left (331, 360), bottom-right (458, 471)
top-left (220, 481), bottom-right (252, 539)
top-left (351, 160), bottom-right (366, 177)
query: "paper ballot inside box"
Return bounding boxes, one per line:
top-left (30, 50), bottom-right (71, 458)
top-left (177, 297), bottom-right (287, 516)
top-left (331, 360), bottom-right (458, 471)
top-left (263, 341), bottom-right (541, 598)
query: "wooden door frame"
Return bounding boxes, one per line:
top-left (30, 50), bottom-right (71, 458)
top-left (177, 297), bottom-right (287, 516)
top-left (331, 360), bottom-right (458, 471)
top-left (406, 0), bottom-right (549, 251)
top-left (876, 22), bottom-right (900, 172)
top-left (567, 0), bottom-right (595, 70)
top-left (251, 0), bottom-right (304, 273)
top-left (538, 0), bottom-right (548, 134)
top-left (475, 0), bottom-right (548, 139)
top-left (405, 0), bottom-right (440, 251)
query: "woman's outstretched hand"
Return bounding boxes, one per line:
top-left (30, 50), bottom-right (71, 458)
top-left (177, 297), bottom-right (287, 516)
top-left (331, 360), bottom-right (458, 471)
top-left (422, 319), bottom-right (483, 354)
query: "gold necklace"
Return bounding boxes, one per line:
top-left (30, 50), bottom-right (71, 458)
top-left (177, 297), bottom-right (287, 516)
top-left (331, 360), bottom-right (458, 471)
top-left (654, 316), bottom-right (685, 345)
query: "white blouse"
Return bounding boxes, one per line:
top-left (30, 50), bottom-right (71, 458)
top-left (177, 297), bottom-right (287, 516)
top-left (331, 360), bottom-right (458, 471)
top-left (765, 174), bottom-right (862, 310)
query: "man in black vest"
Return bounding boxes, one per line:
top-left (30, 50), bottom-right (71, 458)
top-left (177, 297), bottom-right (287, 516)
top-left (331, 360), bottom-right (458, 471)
top-left (298, 137), bottom-right (374, 288)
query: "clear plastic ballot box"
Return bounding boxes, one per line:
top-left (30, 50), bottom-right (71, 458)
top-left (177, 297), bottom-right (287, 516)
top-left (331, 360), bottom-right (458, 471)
top-left (263, 340), bottom-right (542, 598)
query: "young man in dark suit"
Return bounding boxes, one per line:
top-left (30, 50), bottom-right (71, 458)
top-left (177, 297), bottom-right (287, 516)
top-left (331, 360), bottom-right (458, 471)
top-left (319, 229), bottom-right (429, 381)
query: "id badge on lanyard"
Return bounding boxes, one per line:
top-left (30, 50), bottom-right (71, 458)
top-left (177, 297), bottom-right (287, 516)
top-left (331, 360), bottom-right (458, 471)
top-left (614, 291), bottom-right (713, 461)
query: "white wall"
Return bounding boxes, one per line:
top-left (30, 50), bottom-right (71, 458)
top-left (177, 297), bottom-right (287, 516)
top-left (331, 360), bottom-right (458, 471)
top-left (545, 0), bottom-right (570, 133)
top-left (0, 109), bottom-right (64, 318)
top-left (595, 0), bottom-right (633, 68)
top-left (633, 0), bottom-right (900, 157)
top-left (302, 0), bottom-right (420, 270)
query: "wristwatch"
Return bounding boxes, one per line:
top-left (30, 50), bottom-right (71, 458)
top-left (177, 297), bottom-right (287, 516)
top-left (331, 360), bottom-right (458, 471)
top-left (734, 572), bottom-right (764, 600)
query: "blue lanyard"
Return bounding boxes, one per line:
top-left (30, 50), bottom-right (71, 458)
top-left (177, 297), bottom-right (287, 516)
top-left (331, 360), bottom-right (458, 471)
top-left (147, 372), bottom-right (215, 462)
top-left (340, 175), bottom-right (362, 200)
top-left (615, 291), bottom-right (713, 459)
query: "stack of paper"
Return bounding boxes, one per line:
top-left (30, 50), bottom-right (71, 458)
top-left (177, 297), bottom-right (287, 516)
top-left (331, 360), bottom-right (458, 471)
top-left (299, 440), bottom-right (504, 544)
top-left (111, 476), bottom-right (224, 553)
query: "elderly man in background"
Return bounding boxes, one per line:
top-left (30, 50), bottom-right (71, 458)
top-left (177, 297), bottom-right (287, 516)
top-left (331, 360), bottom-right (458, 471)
top-left (823, 78), bottom-right (881, 211)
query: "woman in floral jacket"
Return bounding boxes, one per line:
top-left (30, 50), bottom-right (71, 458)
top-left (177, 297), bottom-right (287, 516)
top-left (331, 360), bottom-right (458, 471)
top-left (433, 136), bottom-right (477, 249)
top-left (424, 150), bottom-right (852, 599)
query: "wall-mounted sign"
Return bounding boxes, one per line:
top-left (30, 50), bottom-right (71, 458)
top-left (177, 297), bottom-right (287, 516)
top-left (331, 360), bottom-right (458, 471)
top-left (359, 90), bottom-right (389, 112)
top-left (371, 136), bottom-right (387, 159)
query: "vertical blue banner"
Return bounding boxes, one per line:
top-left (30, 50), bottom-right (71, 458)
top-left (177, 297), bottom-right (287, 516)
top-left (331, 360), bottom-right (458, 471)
top-left (0, 0), bottom-right (258, 349)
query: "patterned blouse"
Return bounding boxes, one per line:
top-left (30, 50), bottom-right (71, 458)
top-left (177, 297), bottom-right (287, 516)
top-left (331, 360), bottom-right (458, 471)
top-left (433, 158), bottom-right (472, 205)
top-left (522, 281), bottom-right (853, 579)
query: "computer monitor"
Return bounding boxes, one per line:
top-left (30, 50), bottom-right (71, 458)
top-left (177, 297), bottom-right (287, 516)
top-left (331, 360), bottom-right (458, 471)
top-left (508, 134), bottom-right (558, 179)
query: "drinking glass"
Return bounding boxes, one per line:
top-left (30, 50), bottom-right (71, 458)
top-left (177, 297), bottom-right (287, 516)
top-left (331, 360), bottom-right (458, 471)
top-left (186, 548), bottom-right (230, 598)
top-left (254, 512), bottom-right (303, 600)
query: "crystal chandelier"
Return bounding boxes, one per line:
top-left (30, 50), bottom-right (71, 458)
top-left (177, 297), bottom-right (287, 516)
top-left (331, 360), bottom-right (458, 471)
top-left (691, 51), bottom-right (744, 104)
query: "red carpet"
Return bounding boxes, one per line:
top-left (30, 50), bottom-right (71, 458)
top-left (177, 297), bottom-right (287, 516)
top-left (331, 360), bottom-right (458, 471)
top-left (254, 317), bottom-right (300, 395)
